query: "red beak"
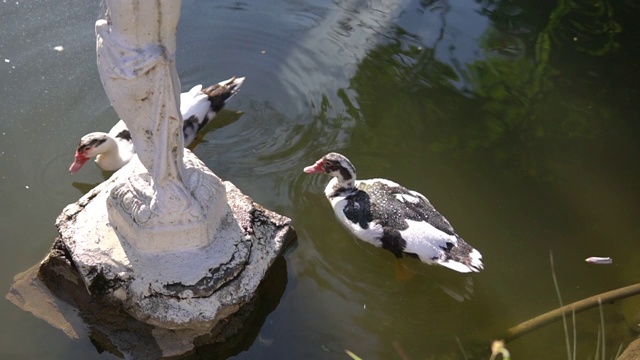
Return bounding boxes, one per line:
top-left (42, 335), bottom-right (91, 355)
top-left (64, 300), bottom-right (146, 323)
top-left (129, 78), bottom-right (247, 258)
top-left (69, 152), bottom-right (89, 174)
top-left (303, 159), bottom-right (324, 173)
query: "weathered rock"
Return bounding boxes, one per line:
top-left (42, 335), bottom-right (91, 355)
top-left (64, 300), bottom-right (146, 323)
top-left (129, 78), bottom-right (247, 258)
top-left (8, 241), bottom-right (289, 358)
top-left (49, 151), bottom-right (293, 329)
top-left (10, 152), bottom-right (296, 357)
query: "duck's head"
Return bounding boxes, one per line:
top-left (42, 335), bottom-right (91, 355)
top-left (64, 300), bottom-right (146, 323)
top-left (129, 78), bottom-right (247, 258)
top-left (69, 133), bottom-right (111, 174)
top-left (303, 152), bottom-right (356, 186)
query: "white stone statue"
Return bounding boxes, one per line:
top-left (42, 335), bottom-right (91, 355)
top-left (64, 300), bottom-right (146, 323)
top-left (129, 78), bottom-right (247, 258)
top-left (9, 1), bottom-right (293, 356)
top-left (96, 0), bottom-right (226, 252)
top-left (97, 0), bottom-right (182, 181)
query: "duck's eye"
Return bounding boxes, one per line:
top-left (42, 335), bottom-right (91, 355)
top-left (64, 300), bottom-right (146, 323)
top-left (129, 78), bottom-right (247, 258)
top-left (323, 161), bottom-right (331, 167)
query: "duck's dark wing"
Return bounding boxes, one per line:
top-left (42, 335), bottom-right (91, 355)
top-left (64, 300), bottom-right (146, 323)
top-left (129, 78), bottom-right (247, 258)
top-left (341, 190), bottom-right (374, 230)
top-left (358, 180), bottom-right (456, 235)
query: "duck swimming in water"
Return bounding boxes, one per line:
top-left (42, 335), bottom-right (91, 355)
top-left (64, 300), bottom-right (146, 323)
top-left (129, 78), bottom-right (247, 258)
top-left (69, 76), bottom-right (245, 173)
top-left (303, 152), bottom-right (483, 273)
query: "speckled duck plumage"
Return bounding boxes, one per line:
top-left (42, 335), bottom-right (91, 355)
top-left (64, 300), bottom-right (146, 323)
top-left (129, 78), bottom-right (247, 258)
top-left (304, 152), bottom-right (483, 273)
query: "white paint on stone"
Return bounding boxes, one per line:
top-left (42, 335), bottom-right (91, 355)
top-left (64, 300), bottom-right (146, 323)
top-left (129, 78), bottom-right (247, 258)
top-left (95, 0), bottom-right (230, 253)
top-left (56, 150), bottom-right (290, 331)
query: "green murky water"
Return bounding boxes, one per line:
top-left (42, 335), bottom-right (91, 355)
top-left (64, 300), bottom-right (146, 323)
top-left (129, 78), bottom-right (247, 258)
top-left (1, 0), bottom-right (639, 358)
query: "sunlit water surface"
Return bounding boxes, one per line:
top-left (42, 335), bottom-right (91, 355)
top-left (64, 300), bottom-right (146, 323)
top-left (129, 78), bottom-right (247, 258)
top-left (1, 0), bottom-right (640, 359)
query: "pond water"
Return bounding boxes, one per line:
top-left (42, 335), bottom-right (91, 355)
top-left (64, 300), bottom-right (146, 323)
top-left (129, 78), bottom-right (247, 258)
top-left (1, 0), bottom-right (640, 358)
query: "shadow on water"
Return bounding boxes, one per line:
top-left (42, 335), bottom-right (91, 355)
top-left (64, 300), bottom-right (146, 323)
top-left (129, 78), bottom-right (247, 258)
top-left (6, 249), bottom-right (291, 359)
top-left (182, 255), bottom-right (289, 360)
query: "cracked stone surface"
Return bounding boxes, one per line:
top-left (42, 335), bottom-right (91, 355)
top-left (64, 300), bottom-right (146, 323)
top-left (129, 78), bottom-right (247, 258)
top-left (8, 247), bottom-right (290, 358)
top-left (50, 150), bottom-right (293, 331)
top-left (12, 150), bottom-right (296, 356)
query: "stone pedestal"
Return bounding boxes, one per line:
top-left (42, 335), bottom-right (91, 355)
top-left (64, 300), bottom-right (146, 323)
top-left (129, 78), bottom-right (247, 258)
top-left (6, 1), bottom-right (297, 357)
top-left (6, 151), bottom-right (294, 357)
top-left (53, 151), bottom-right (294, 330)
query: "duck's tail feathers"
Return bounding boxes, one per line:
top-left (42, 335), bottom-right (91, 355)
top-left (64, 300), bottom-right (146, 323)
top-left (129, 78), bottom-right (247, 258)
top-left (439, 247), bottom-right (484, 273)
top-left (202, 76), bottom-right (246, 111)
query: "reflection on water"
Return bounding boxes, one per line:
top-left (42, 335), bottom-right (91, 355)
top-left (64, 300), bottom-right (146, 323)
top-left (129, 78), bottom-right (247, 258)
top-left (2, 0), bottom-right (640, 358)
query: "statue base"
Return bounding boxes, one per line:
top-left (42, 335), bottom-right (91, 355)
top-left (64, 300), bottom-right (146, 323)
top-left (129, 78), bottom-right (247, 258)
top-left (6, 150), bottom-right (295, 357)
top-left (106, 153), bottom-right (230, 254)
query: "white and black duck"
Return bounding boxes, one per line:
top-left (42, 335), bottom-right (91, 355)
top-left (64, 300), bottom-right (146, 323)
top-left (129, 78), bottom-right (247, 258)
top-left (303, 152), bottom-right (483, 273)
top-left (69, 76), bottom-right (245, 173)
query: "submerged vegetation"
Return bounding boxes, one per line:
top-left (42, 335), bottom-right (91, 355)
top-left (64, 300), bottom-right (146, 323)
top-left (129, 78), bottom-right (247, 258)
top-left (348, 0), bottom-right (636, 181)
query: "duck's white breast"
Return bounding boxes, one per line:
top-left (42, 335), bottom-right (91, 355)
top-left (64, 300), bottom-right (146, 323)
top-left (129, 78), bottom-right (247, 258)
top-left (328, 193), bottom-right (384, 247)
